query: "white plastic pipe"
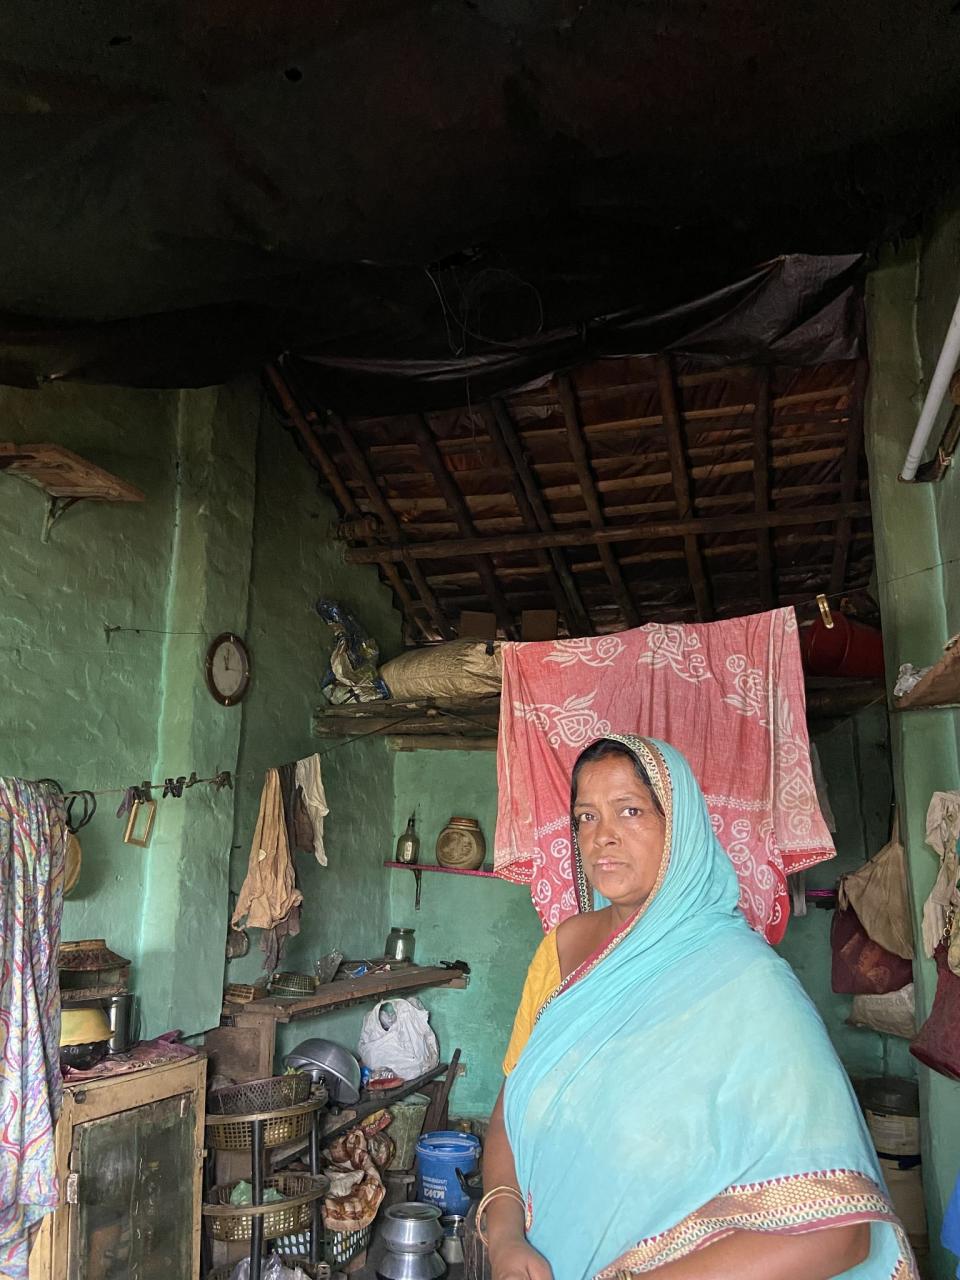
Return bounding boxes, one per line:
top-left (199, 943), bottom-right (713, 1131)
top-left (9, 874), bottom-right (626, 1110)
top-left (900, 289), bottom-right (960, 481)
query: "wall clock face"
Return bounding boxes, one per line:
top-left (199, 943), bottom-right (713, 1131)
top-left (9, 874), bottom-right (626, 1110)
top-left (205, 632), bottom-right (251, 706)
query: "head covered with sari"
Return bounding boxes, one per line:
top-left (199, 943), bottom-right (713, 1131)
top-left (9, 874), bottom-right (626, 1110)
top-left (503, 735), bottom-right (914, 1280)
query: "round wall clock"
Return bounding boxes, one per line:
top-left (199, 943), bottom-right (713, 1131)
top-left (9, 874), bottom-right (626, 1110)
top-left (205, 632), bottom-right (251, 706)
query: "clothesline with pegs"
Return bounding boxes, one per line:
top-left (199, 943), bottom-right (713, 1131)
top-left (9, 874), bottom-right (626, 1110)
top-left (36, 769), bottom-right (232, 805)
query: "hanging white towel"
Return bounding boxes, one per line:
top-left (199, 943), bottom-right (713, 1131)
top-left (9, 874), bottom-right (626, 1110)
top-left (296, 753), bottom-right (329, 866)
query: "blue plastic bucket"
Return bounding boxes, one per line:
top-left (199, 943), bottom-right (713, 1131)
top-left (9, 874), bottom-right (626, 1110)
top-left (415, 1130), bottom-right (480, 1214)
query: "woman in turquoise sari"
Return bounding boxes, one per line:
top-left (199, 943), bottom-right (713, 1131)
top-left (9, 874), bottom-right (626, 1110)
top-left (481, 735), bottom-right (914, 1280)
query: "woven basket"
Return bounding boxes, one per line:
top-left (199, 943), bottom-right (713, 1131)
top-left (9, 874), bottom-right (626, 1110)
top-left (202, 1174), bottom-right (328, 1243)
top-left (224, 982), bottom-right (268, 1005)
top-left (269, 971), bottom-right (316, 998)
top-left (275, 1224), bottom-right (372, 1267)
top-left (209, 1074), bottom-right (311, 1116)
top-left (206, 1094), bottom-right (328, 1152)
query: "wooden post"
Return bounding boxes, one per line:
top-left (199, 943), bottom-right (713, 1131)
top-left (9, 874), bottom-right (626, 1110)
top-left (829, 360), bottom-right (868, 597)
top-left (408, 415), bottom-right (517, 638)
top-left (752, 367), bottom-right (775, 610)
top-left (556, 375), bottom-right (639, 627)
top-left (656, 355), bottom-right (713, 620)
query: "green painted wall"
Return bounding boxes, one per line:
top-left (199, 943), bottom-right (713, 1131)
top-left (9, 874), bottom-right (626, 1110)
top-left (865, 217), bottom-right (960, 1280)
top-left (390, 749), bottom-right (542, 1116)
top-left (224, 410), bottom-right (402, 1062)
top-left (1, 382), bottom-right (177, 987)
top-left (0, 379), bottom-right (402, 1050)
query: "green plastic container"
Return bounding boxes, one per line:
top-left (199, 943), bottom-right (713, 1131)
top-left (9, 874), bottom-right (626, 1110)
top-left (386, 1092), bottom-right (430, 1171)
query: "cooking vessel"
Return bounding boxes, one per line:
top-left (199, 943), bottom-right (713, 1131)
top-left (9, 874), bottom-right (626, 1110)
top-left (283, 1037), bottom-right (361, 1104)
top-left (379, 1203), bottom-right (442, 1255)
top-left (376, 1248), bottom-right (446, 1280)
top-left (440, 1216), bottom-right (465, 1266)
top-left (455, 1166), bottom-right (484, 1202)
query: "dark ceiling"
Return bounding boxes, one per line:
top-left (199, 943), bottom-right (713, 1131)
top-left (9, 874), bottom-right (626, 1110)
top-left (3, 2), bottom-right (960, 387)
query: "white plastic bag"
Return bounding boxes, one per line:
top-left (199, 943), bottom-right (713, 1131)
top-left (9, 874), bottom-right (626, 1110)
top-left (357, 997), bottom-right (439, 1080)
top-left (848, 983), bottom-right (916, 1039)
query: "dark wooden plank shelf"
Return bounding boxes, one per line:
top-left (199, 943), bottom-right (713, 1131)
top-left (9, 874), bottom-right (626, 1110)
top-left (894, 644), bottom-right (960, 711)
top-left (224, 964), bottom-right (467, 1023)
top-left (384, 860), bottom-right (500, 880)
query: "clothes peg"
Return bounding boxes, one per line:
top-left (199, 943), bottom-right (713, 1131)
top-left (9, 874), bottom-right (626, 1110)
top-left (816, 593), bottom-right (835, 629)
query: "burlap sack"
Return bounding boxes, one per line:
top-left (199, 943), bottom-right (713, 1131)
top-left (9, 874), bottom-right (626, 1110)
top-left (839, 813), bottom-right (914, 961)
top-left (381, 640), bottom-right (502, 700)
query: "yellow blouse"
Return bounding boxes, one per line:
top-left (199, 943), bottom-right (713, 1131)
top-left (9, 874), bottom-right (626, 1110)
top-left (502, 929), bottom-right (562, 1075)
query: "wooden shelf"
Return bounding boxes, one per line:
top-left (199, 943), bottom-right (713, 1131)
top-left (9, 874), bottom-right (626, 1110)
top-left (0, 441), bottom-right (145, 541)
top-left (313, 681), bottom-right (885, 746)
top-left (894, 644), bottom-right (960, 711)
top-left (384, 860), bottom-right (500, 880)
top-left (223, 964), bottom-right (467, 1023)
top-left (313, 696), bottom-right (498, 742)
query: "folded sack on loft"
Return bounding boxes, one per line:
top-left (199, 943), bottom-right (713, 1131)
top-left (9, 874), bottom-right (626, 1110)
top-left (233, 768), bottom-right (303, 971)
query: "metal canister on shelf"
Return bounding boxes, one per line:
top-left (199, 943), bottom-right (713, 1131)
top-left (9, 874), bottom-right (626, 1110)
top-left (385, 927), bottom-right (416, 965)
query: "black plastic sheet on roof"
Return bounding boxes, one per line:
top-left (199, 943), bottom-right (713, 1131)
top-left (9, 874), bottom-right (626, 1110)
top-left (284, 254), bottom-right (864, 414)
top-left (0, 253), bottom-right (862, 404)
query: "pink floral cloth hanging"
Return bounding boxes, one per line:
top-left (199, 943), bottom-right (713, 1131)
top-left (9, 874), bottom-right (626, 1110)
top-left (494, 608), bottom-right (833, 942)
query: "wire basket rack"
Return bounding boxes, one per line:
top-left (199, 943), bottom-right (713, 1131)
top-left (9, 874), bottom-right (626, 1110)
top-left (275, 1224), bottom-right (373, 1267)
top-left (206, 1260), bottom-right (331, 1280)
top-left (202, 1175), bottom-right (329, 1243)
top-left (208, 1074), bottom-right (311, 1116)
top-left (205, 1094), bottom-right (328, 1152)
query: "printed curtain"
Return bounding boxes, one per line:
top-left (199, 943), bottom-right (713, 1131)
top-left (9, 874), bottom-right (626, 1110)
top-left (0, 779), bottom-right (66, 1280)
top-left (494, 608), bottom-right (834, 942)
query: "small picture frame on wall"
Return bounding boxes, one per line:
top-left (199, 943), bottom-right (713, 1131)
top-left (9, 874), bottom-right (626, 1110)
top-left (123, 799), bottom-right (157, 847)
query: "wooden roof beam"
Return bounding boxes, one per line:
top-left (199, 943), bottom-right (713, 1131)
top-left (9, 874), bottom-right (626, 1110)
top-left (556, 375), bottom-right (639, 628)
top-left (469, 406), bottom-right (565, 629)
top-left (408, 414), bottom-right (517, 639)
top-left (830, 359), bottom-right (868, 596)
top-left (486, 400), bottom-right (592, 636)
top-left (656, 355), bottom-right (713, 620)
top-left (752, 368), bottom-right (775, 610)
top-left (344, 500), bottom-right (872, 564)
top-left (333, 416), bottom-right (454, 639)
top-left (264, 365), bottom-right (436, 642)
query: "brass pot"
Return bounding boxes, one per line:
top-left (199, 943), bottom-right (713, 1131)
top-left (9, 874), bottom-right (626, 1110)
top-left (435, 817), bottom-right (485, 871)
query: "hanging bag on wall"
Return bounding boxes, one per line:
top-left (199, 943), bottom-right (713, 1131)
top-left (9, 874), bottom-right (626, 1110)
top-left (358, 997), bottom-right (439, 1080)
top-left (830, 903), bottom-right (913, 995)
top-left (911, 912), bottom-right (960, 1080)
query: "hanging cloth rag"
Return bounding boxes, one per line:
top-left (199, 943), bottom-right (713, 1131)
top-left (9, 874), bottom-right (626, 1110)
top-left (0, 778), bottom-right (66, 1280)
top-left (921, 791), bottom-right (960, 973)
top-left (494, 608), bottom-right (834, 942)
top-left (232, 769), bottom-right (303, 971)
top-left (296, 753), bottom-right (329, 866)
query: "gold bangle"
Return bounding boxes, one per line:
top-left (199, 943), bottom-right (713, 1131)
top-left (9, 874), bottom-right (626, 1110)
top-left (477, 1186), bottom-right (526, 1247)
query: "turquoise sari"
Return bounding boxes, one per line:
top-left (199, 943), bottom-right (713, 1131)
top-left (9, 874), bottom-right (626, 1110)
top-left (503, 736), bottom-right (914, 1280)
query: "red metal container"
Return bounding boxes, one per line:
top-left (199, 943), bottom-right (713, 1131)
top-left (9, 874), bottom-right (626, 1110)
top-left (800, 614), bottom-right (885, 679)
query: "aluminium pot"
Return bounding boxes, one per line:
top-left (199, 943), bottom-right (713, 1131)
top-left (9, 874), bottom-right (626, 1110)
top-left (379, 1202), bottom-right (443, 1255)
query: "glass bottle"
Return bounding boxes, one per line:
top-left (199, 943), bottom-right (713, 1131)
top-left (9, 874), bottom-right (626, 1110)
top-left (395, 813), bottom-right (420, 865)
